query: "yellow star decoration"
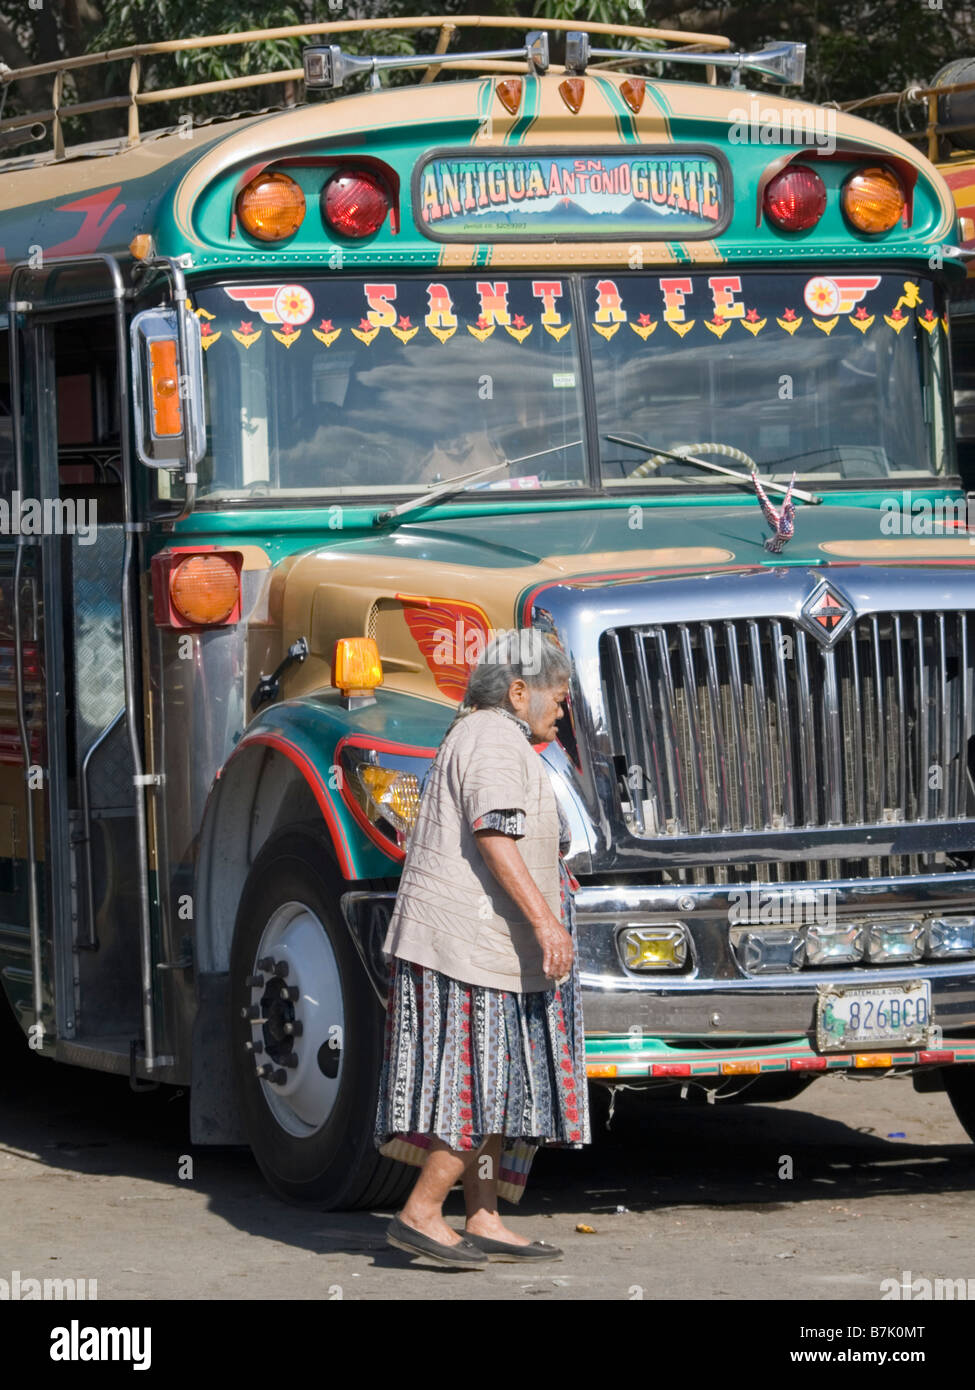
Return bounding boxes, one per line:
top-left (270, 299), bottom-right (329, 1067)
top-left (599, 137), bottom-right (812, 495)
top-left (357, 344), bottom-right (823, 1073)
top-left (505, 323), bottom-right (533, 343)
top-left (705, 319), bottom-right (731, 339)
top-left (351, 325), bottom-right (380, 345)
top-left (427, 325), bottom-right (456, 344)
top-left (776, 316), bottom-right (802, 335)
top-left (741, 316), bottom-right (767, 336)
top-left (667, 320), bottom-right (695, 338)
top-left (848, 314), bottom-right (874, 333)
top-left (544, 322), bottom-right (572, 342)
top-left (312, 326), bottom-right (342, 347)
top-left (813, 316), bottom-right (839, 335)
top-left (466, 324), bottom-right (495, 342)
top-left (391, 324), bottom-right (419, 344)
top-left (199, 331), bottom-right (221, 351)
top-left (592, 322), bottom-right (622, 340)
top-left (271, 329), bottom-right (301, 347)
top-left (884, 313), bottom-right (909, 334)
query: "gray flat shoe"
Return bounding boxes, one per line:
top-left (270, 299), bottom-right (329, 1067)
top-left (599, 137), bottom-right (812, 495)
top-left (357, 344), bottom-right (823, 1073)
top-left (386, 1215), bottom-right (488, 1268)
top-left (462, 1231), bottom-right (564, 1261)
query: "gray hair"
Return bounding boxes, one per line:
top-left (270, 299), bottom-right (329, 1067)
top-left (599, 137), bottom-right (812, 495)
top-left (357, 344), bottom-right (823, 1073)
top-left (442, 628), bottom-right (571, 740)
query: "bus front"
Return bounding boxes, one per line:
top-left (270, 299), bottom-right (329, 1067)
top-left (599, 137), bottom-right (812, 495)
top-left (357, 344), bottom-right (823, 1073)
top-left (147, 43), bottom-right (975, 1203)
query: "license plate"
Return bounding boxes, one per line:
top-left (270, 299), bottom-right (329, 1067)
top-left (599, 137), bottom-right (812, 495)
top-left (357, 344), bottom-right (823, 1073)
top-left (815, 979), bottom-right (933, 1051)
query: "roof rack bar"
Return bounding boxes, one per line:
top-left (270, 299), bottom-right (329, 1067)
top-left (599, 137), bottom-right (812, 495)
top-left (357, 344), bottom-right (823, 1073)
top-left (0, 15), bottom-right (730, 86)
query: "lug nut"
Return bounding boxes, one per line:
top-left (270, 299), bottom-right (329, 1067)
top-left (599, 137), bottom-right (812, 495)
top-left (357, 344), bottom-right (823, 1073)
top-left (240, 1004), bottom-right (262, 1020)
top-left (271, 1068), bottom-right (287, 1085)
top-left (244, 1040), bottom-right (264, 1054)
top-left (281, 1053), bottom-right (299, 1068)
top-left (280, 985), bottom-right (299, 1002)
top-left (256, 1063), bottom-right (274, 1079)
top-left (283, 1021), bottom-right (303, 1037)
top-left (244, 974), bottom-right (265, 988)
top-left (257, 956), bottom-right (275, 972)
top-left (273, 961), bottom-right (290, 978)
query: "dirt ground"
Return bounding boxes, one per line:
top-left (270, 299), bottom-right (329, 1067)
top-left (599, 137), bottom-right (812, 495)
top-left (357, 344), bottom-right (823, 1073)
top-left (2, 1026), bottom-right (974, 1307)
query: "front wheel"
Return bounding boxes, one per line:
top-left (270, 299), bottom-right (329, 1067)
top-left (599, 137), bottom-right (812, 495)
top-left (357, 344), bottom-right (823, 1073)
top-left (229, 833), bottom-right (412, 1209)
top-left (943, 1064), bottom-right (975, 1144)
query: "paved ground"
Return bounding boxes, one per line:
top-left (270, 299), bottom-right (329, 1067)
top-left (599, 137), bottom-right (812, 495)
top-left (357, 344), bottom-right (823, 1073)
top-left (2, 1028), bottom-right (974, 1303)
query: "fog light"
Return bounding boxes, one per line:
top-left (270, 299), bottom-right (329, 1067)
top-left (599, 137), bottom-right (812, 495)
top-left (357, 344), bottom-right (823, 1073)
top-left (734, 929), bottom-right (804, 974)
top-left (864, 919), bottom-right (925, 964)
top-left (619, 925), bottom-right (687, 972)
top-left (805, 923), bottom-right (865, 966)
top-left (927, 915), bottom-right (975, 958)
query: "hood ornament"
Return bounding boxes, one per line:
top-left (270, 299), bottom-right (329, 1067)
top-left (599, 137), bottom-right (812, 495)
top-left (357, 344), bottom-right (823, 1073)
top-left (751, 470), bottom-right (796, 553)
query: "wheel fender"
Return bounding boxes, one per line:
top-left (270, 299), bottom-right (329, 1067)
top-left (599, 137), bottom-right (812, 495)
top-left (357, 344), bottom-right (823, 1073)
top-left (196, 698), bottom-right (381, 978)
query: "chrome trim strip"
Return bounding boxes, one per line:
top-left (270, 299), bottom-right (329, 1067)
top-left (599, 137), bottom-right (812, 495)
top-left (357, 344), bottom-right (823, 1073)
top-left (702, 622), bottom-right (730, 831)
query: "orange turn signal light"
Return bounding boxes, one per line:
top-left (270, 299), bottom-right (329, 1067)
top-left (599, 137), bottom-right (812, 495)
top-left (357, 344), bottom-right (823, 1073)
top-left (333, 637), bottom-right (383, 694)
top-left (236, 171), bottom-right (306, 241)
top-left (149, 339), bottom-right (181, 438)
top-left (151, 548), bottom-right (243, 630)
top-left (841, 166), bottom-right (904, 233)
top-left (171, 555), bottom-right (241, 626)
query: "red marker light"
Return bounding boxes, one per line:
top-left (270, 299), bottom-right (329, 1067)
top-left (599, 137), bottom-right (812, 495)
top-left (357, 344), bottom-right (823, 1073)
top-left (763, 164), bottom-right (827, 232)
top-left (322, 170), bottom-right (389, 239)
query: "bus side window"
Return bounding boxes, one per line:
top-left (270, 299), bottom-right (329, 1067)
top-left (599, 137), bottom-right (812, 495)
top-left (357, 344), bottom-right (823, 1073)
top-left (52, 315), bottom-right (123, 524)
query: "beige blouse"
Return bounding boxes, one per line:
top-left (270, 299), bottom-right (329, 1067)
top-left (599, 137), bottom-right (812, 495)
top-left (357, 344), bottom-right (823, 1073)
top-left (381, 706), bottom-right (562, 991)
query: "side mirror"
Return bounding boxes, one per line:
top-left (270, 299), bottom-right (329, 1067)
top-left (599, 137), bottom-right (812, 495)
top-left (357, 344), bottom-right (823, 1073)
top-left (130, 306), bottom-right (205, 468)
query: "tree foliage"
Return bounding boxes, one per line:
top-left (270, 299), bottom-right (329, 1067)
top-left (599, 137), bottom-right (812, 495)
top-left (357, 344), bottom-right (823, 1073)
top-left (1, 0), bottom-right (973, 148)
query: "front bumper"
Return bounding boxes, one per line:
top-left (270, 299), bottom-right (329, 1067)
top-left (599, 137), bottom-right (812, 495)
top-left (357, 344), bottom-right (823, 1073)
top-left (343, 871), bottom-right (975, 1045)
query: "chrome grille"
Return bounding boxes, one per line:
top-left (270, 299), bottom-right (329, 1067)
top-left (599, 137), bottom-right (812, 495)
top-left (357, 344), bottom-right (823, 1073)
top-left (601, 614), bottom-right (975, 839)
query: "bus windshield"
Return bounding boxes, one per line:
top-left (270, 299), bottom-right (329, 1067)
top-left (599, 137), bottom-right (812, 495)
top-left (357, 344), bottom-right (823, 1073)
top-left (188, 270), bottom-right (952, 502)
top-left (191, 277), bottom-right (587, 501)
top-left (588, 270), bottom-right (952, 487)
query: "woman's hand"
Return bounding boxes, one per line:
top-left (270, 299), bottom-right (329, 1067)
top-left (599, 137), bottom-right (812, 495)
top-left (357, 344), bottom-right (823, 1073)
top-left (533, 912), bottom-right (574, 982)
top-left (473, 830), bottom-right (574, 979)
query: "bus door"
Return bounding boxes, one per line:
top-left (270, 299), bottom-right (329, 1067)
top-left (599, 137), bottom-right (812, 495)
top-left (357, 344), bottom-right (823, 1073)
top-left (6, 260), bottom-right (153, 1074)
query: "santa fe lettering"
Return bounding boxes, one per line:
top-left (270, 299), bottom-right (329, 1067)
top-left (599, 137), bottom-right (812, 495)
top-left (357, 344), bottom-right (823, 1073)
top-left (50, 1320), bottom-right (151, 1371)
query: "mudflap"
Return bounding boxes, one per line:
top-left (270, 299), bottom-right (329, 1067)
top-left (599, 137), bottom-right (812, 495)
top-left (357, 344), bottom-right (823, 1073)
top-left (190, 972), bottom-right (248, 1145)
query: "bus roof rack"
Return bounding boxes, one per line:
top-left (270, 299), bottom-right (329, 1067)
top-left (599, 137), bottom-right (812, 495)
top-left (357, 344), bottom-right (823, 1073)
top-left (0, 15), bottom-right (806, 162)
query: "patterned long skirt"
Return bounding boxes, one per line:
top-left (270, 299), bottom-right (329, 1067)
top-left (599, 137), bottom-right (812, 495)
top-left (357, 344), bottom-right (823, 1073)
top-left (374, 860), bottom-right (589, 1203)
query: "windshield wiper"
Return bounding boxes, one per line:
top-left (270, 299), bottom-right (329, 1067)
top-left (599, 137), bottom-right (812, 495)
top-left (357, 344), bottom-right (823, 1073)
top-left (373, 458), bottom-right (509, 526)
top-left (605, 433), bottom-right (822, 505)
top-left (372, 439), bottom-right (584, 527)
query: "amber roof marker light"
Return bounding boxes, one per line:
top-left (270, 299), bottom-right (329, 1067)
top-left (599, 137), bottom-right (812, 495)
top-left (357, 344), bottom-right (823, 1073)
top-left (236, 171), bottom-right (306, 241)
top-left (842, 166), bottom-right (905, 233)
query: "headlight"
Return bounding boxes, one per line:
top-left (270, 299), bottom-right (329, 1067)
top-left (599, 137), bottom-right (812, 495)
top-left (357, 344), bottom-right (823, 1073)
top-left (355, 763), bottom-right (420, 838)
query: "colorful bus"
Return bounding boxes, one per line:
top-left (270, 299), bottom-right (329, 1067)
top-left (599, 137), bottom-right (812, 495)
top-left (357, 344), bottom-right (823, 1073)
top-left (3, 17), bottom-right (975, 1210)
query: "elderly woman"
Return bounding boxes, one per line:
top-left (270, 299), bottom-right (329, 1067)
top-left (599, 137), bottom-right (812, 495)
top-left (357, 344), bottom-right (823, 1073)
top-left (375, 628), bottom-right (590, 1268)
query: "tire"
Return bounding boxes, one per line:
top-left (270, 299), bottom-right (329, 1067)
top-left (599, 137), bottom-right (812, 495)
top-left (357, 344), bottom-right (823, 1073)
top-left (943, 1064), bottom-right (975, 1144)
top-left (229, 832), bottom-right (413, 1210)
